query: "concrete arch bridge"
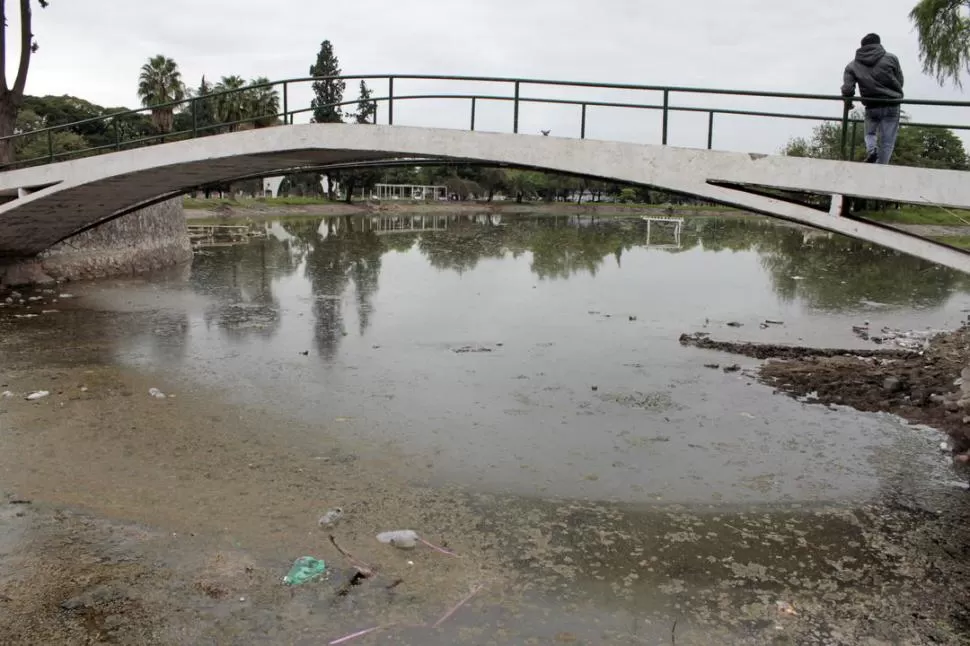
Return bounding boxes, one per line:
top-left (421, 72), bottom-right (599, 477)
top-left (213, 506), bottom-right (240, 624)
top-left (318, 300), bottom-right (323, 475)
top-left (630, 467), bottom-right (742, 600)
top-left (1, 74), bottom-right (969, 271)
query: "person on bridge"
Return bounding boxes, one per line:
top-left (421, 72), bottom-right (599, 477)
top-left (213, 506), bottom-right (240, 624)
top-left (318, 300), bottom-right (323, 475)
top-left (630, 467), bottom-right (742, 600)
top-left (841, 33), bottom-right (904, 165)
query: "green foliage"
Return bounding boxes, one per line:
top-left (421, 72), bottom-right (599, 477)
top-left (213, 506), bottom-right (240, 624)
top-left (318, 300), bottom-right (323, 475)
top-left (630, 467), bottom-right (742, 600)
top-left (781, 112), bottom-right (969, 170)
top-left (910, 0), bottom-right (970, 85)
top-left (309, 40), bottom-right (345, 124)
top-left (213, 75), bottom-right (248, 130)
top-left (137, 55), bottom-right (186, 132)
top-left (354, 80), bottom-right (376, 125)
top-left (248, 77), bottom-right (281, 128)
top-left (14, 108), bottom-right (88, 161)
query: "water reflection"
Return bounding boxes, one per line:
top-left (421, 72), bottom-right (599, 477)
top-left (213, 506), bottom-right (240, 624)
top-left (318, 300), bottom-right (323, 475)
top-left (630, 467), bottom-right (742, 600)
top-left (56, 212), bottom-right (970, 504)
top-left (243, 214), bottom-right (970, 316)
top-left (173, 213), bottom-right (970, 362)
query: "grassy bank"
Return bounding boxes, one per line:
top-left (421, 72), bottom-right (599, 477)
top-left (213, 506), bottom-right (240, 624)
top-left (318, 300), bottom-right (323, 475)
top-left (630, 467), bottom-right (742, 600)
top-left (857, 205), bottom-right (970, 226)
top-left (931, 236), bottom-right (970, 249)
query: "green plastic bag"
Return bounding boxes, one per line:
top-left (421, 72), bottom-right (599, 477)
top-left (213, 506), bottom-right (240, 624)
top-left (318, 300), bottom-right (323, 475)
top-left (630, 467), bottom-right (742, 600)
top-left (282, 556), bottom-right (327, 585)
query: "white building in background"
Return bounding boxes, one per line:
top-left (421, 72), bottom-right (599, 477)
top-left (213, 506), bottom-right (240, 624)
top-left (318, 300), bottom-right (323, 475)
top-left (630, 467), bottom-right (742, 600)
top-left (262, 176), bottom-right (284, 197)
top-left (373, 184), bottom-right (447, 201)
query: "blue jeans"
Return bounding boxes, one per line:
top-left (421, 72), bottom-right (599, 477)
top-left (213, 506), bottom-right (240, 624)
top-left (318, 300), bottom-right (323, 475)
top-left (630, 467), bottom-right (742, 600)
top-left (864, 106), bottom-right (900, 164)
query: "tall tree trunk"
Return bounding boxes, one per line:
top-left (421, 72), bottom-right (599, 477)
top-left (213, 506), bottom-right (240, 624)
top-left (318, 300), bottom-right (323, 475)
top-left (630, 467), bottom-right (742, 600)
top-left (0, 99), bottom-right (17, 165)
top-left (0, 0), bottom-right (39, 165)
top-left (343, 179), bottom-right (356, 204)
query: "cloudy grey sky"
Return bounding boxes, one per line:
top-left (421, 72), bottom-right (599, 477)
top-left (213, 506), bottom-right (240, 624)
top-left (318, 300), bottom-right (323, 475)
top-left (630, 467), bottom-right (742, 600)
top-left (12, 0), bottom-right (969, 154)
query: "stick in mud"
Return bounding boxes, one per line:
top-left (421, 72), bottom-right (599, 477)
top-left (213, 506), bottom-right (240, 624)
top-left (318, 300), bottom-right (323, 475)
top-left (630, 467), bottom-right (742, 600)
top-left (433, 584), bottom-right (484, 628)
top-left (329, 535), bottom-right (375, 577)
top-left (329, 626), bottom-right (381, 645)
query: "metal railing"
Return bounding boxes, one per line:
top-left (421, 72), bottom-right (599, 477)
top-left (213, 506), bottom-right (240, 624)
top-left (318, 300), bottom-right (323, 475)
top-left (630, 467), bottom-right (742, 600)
top-left (3, 73), bottom-right (969, 171)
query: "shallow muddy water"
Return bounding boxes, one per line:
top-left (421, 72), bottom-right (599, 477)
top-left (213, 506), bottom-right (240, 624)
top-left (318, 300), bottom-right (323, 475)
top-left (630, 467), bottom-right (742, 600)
top-left (1, 213), bottom-right (969, 645)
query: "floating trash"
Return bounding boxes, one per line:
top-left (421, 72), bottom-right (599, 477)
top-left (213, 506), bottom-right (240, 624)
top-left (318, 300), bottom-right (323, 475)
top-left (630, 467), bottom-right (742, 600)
top-left (25, 391), bottom-right (49, 401)
top-left (376, 530), bottom-right (459, 556)
top-left (148, 388), bottom-right (166, 399)
top-left (377, 530), bottom-right (418, 549)
top-left (318, 508), bottom-right (344, 527)
top-left (282, 556), bottom-right (327, 585)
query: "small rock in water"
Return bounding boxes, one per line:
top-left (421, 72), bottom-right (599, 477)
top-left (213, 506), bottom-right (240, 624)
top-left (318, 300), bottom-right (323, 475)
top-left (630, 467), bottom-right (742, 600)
top-left (703, 363), bottom-right (720, 370)
top-left (628, 316), bottom-right (637, 322)
top-left (25, 391), bottom-right (49, 401)
top-left (148, 388), bottom-right (166, 399)
top-left (726, 321), bottom-right (743, 328)
top-left (591, 385), bottom-right (598, 391)
top-left (723, 364), bottom-right (741, 373)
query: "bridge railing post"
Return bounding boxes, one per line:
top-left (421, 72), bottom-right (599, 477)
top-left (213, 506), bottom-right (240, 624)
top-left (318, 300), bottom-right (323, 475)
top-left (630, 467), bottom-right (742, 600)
top-left (707, 111), bottom-right (714, 149)
top-left (839, 100), bottom-right (851, 160)
top-left (282, 81), bottom-right (289, 125)
top-left (580, 103), bottom-right (587, 139)
top-left (191, 98), bottom-right (198, 137)
top-left (470, 97), bottom-right (477, 131)
top-left (850, 120), bottom-right (858, 160)
top-left (113, 119), bottom-right (120, 151)
top-left (47, 129), bottom-right (53, 162)
top-left (513, 81), bottom-right (520, 134)
top-left (661, 89), bottom-right (669, 145)
top-left (388, 76), bottom-right (395, 125)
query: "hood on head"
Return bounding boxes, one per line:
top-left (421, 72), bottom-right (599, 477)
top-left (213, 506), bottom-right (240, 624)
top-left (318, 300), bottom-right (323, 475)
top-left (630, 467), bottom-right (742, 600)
top-left (855, 43), bottom-right (886, 66)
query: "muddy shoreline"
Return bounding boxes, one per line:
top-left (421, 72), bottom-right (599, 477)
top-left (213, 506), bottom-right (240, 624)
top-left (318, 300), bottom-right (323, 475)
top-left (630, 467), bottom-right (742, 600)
top-left (184, 201), bottom-right (748, 221)
top-left (684, 326), bottom-right (970, 455)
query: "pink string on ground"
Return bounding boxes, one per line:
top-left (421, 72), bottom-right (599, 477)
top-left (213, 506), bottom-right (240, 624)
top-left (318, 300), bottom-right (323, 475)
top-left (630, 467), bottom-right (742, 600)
top-left (432, 584), bottom-right (483, 628)
top-left (418, 536), bottom-right (460, 557)
top-left (328, 626), bottom-right (380, 645)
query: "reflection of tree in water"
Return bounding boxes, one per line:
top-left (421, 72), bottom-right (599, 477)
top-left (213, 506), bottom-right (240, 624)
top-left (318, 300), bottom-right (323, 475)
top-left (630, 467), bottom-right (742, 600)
top-left (759, 232), bottom-right (966, 311)
top-left (302, 216), bottom-right (386, 359)
top-left (190, 235), bottom-right (302, 342)
top-left (417, 216), bottom-right (644, 279)
top-left (686, 217), bottom-right (969, 311)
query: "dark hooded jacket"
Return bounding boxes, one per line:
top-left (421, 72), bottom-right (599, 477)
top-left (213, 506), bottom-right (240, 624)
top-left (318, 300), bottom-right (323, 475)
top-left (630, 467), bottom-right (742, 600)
top-left (841, 43), bottom-right (904, 108)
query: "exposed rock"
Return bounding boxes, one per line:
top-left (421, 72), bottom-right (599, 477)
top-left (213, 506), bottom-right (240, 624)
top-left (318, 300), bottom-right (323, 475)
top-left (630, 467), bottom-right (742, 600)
top-left (1, 261), bottom-right (55, 287)
top-left (883, 376), bottom-right (902, 393)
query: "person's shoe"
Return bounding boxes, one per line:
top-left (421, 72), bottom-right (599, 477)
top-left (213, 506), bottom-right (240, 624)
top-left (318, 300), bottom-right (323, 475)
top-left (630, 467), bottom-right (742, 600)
top-left (864, 150), bottom-right (878, 163)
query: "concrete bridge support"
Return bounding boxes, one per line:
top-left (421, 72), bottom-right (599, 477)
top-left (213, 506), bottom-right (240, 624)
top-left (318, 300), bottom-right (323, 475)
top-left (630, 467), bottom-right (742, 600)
top-left (0, 197), bottom-right (191, 287)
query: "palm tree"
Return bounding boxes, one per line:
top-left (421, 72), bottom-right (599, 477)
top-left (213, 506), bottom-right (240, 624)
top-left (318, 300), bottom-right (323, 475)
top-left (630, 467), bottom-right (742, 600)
top-left (137, 55), bottom-right (186, 133)
top-left (213, 75), bottom-right (248, 131)
top-left (246, 77), bottom-right (281, 128)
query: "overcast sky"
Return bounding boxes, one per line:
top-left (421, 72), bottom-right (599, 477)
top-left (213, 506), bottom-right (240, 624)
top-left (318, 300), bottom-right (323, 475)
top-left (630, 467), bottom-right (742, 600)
top-left (10, 0), bottom-right (970, 154)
